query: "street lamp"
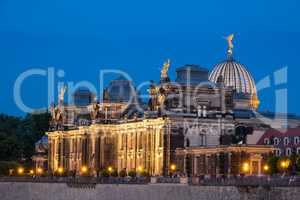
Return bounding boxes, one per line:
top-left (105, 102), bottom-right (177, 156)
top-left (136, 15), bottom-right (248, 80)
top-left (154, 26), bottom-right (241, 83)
top-left (17, 167), bottom-right (24, 175)
top-left (281, 161), bottom-right (286, 168)
top-left (280, 159), bottom-right (290, 170)
top-left (280, 160), bottom-right (290, 169)
top-left (170, 164), bottom-right (177, 172)
top-left (36, 167), bottom-right (43, 175)
top-left (263, 164), bottom-right (269, 172)
top-left (242, 162), bottom-right (249, 173)
top-left (137, 166), bottom-right (143, 173)
top-left (29, 169), bottom-right (34, 175)
top-left (57, 167), bottom-right (64, 175)
top-left (81, 166), bottom-right (88, 174)
top-left (107, 166), bottom-right (113, 173)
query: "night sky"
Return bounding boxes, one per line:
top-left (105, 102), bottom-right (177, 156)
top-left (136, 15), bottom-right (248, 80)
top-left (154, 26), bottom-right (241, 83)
top-left (0, 0), bottom-right (299, 116)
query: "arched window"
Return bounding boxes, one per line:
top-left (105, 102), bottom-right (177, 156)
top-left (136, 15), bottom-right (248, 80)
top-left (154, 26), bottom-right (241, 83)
top-left (286, 148), bottom-right (292, 156)
top-left (294, 137), bottom-right (300, 145)
top-left (284, 137), bottom-right (289, 146)
top-left (297, 147), bottom-right (300, 155)
top-left (274, 137), bottom-right (280, 145)
top-left (275, 148), bottom-right (281, 156)
top-left (264, 138), bottom-right (270, 145)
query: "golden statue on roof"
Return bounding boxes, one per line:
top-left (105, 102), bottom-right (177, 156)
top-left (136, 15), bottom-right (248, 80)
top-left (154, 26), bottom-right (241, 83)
top-left (58, 85), bottom-right (67, 105)
top-left (226, 34), bottom-right (234, 49)
top-left (160, 59), bottom-right (171, 79)
top-left (226, 34), bottom-right (234, 57)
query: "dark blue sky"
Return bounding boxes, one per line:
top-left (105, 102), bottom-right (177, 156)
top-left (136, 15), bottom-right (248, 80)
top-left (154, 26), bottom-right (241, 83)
top-left (0, 0), bottom-right (299, 116)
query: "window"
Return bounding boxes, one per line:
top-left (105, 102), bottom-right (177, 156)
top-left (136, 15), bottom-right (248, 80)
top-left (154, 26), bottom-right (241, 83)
top-left (294, 137), bottom-right (300, 145)
top-left (139, 132), bottom-right (143, 149)
top-left (264, 138), bottom-right (270, 145)
top-left (297, 147), bottom-right (300, 155)
top-left (275, 149), bottom-right (281, 156)
top-left (286, 148), bottom-right (292, 156)
top-left (274, 137), bottom-right (280, 145)
top-left (284, 137), bottom-right (289, 146)
top-left (159, 132), bottom-right (163, 147)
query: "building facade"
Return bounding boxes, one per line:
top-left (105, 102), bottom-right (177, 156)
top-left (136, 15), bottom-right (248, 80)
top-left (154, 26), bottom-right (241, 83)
top-left (257, 128), bottom-right (300, 157)
top-left (46, 36), bottom-right (274, 176)
top-left (32, 136), bottom-right (48, 171)
top-left (176, 145), bottom-right (273, 177)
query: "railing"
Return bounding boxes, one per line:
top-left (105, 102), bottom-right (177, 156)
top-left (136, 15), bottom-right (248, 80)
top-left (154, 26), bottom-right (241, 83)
top-left (1, 176), bottom-right (300, 187)
top-left (0, 176), bottom-right (149, 185)
top-left (198, 176), bottom-right (300, 187)
top-left (156, 177), bottom-right (180, 184)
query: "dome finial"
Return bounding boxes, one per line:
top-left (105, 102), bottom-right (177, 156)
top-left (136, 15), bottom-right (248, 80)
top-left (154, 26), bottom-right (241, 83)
top-left (225, 34), bottom-right (234, 59)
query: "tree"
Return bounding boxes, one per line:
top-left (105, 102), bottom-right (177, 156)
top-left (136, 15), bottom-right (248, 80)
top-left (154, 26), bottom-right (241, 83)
top-left (0, 112), bottom-right (50, 175)
top-left (0, 114), bottom-right (23, 161)
top-left (267, 155), bottom-right (279, 175)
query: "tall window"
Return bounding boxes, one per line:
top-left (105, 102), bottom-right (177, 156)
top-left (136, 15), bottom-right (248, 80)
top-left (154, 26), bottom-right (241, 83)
top-left (120, 134), bottom-right (125, 150)
top-left (275, 149), bottom-right (281, 156)
top-left (139, 132), bottom-right (143, 149)
top-left (297, 147), bottom-right (300, 155)
top-left (286, 148), bottom-right (292, 156)
top-left (159, 131), bottom-right (163, 147)
top-left (274, 137), bottom-right (280, 145)
top-left (128, 133), bottom-right (132, 149)
top-left (294, 137), bottom-right (300, 145)
top-left (283, 137), bottom-right (289, 146)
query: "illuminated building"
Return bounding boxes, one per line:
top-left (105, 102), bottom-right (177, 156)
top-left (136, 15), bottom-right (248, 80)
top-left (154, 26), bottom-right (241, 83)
top-left (47, 36), bottom-right (274, 176)
top-left (32, 136), bottom-right (48, 171)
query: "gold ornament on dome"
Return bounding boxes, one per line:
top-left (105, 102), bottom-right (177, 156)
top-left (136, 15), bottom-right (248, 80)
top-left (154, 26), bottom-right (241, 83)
top-left (225, 34), bottom-right (234, 56)
top-left (251, 93), bottom-right (260, 109)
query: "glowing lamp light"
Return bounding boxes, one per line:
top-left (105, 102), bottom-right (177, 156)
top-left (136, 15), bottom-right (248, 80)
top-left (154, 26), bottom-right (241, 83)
top-left (17, 167), bottom-right (24, 175)
top-left (170, 164), bottom-right (176, 171)
top-left (280, 160), bottom-right (289, 169)
top-left (137, 166), bottom-right (143, 172)
top-left (280, 161), bottom-right (287, 168)
top-left (242, 163), bottom-right (249, 173)
top-left (29, 170), bottom-right (34, 175)
top-left (107, 166), bottom-right (113, 173)
top-left (263, 165), bottom-right (269, 172)
top-left (81, 166), bottom-right (88, 174)
top-left (57, 167), bottom-right (64, 174)
top-left (37, 168), bottom-right (43, 174)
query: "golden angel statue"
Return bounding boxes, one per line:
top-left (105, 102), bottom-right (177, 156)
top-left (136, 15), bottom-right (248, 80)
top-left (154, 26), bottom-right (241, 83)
top-left (90, 102), bottom-right (100, 120)
top-left (226, 34), bottom-right (234, 56)
top-left (58, 85), bottom-right (67, 105)
top-left (160, 59), bottom-right (171, 79)
top-left (226, 34), bottom-right (234, 49)
top-left (50, 103), bottom-right (63, 129)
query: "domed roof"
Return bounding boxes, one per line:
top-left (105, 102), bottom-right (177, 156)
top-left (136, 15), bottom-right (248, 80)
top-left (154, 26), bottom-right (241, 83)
top-left (209, 58), bottom-right (257, 95)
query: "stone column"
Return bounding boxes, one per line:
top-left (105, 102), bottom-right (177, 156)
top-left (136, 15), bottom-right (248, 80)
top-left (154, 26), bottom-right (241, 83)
top-left (216, 153), bottom-right (220, 176)
top-left (258, 159), bottom-right (262, 176)
top-left (48, 138), bottom-right (52, 171)
top-left (227, 152), bottom-right (232, 176)
top-left (100, 135), bottom-right (105, 169)
top-left (183, 154), bottom-right (187, 175)
top-left (90, 135), bottom-right (96, 173)
top-left (193, 156), bottom-right (198, 176)
top-left (59, 137), bottom-right (64, 168)
top-left (74, 137), bottom-right (79, 172)
top-left (205, 154), bottom-right (210, 177)
top-left (69, 138), bottom-right (73, 170)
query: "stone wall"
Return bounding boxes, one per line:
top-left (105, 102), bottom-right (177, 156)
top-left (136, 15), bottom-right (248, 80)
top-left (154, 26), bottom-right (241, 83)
top-left (0, 182), bottom-right (299, 200)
